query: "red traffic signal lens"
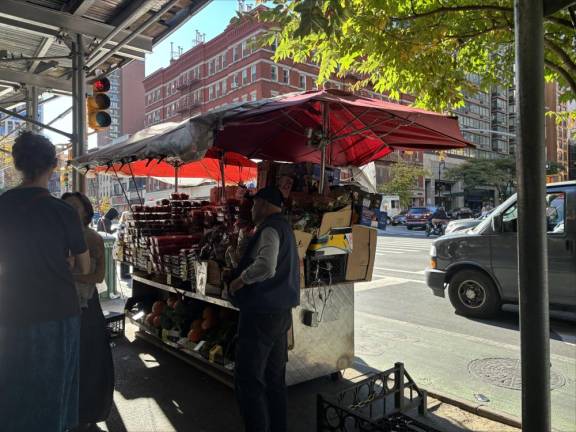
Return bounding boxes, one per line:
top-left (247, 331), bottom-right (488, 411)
top-left (93, 78), bottom-right (110, 92)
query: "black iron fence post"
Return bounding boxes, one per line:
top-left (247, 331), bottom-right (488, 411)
top-left (514, 1), bottom-right (551, 430)
top-left (394, 362), bottom-right (405, 411)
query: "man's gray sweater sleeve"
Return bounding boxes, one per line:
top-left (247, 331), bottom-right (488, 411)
top-left (240, 227), bottom-right (280, 285)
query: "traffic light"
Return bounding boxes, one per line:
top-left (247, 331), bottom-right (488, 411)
top-left (87, 77), bottom-right (111, 130)
top-left (60, 168), bottom-right (69, 191)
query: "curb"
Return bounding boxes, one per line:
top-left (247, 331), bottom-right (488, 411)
top-left (425, 390), bottom-right (522, 429)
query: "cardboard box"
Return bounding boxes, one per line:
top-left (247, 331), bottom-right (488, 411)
top-left (318, 205), bottom-right (352, 237)
top-left (207, 260), bottom-right (221, 286)
top-left (293, 230), bottom-right (313, 259)
top-left (346, 225), bottom-right (377, 282)
top-left (194, 261), bottom-right (222, 296)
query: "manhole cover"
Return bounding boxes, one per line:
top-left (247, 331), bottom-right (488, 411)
top-left (468, 358), bottom-right (566, 391)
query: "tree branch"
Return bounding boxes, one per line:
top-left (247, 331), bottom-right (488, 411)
top-left (446, 24), bottom-right (510, 41)
top-left (390, 5), bottom-right (573, 29)
top-left (545, 15), bottom-right (575, 28)
top-left (392, 5), bottom-right (513, 21)
top-left (544, 59), bottom-right (576, 96)
top-left (544, 38), bottom-right (576, 75)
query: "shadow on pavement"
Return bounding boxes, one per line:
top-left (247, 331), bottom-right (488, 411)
top-left (464, 307), bottom-right (576, 343)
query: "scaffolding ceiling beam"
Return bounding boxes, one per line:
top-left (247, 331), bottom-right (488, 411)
top-left (0, 67), bottom-right (72, 93)
top-left (29, 37), bottom-right (56, 73)
top-left (64, 0), bottom-right (98, 16)
top-left (0, 0), bottom-right (153, 53)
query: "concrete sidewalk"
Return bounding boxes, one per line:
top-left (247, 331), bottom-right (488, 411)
top-left (98, 297), bottom-right (520, 432)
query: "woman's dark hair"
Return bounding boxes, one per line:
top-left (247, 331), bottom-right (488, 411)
top-left (62, 192), bottom-right (94, 226)
top-left (12, 131), bottom-right (57, 180)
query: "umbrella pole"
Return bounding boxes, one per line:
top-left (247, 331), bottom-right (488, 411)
top-left (319, 144), bottom-right (327, 194)
top-left (175, 164), bottom-right (179, 193)
top-left (220, 154), bottom-right (226, 203)
top-left (319, 102), bottom-right (330, 195)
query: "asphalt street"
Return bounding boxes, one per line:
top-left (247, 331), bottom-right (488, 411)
top-left (355, 225), bottom-right (576, 431)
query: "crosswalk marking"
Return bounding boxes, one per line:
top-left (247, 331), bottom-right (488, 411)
top-left (374, 267), bottom-right (425, 275)
top-left (377, 247), bottom-right (424, 252)
top-left (375, 237), bottom-right (433, 255)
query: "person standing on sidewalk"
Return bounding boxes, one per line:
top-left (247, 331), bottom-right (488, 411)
top-left (0, 132), bottom-right (90, 432)
top-left (63, 192), bottom-right (114, 432)
top-left (229, 187), bottom-right (300, 432)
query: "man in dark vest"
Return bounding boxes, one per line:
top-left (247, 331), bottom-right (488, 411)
top-left (229, 186), bottom-right (300, 432)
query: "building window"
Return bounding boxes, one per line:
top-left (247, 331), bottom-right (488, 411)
top-left (221, 53), bottom-right (226, 68)
top-left (251, 65), bottom-right (257, 82)
top-left (299, 74), bottom-right (306, 89)
top-left (222, 79), bottom-right (227, 95)
top-left (209, 86), bottom-right (214, 101)
top-left (216, 82), bottom-right (221, 98)
top-left (250, 91), bottom-right (257, 101)
top-left (209, 60), bottom-right (215, 75)
top-left (271, 65), bottom-right (278, 81)
top-left (242, 69), bottom-right (249, 85)
top-left (233, 46), bottom-right (239, 62)
top-left (232, 74), bottom-right (239, 89)
top-left (282, 69), bottom-right (289, 84)
top-left (242, 41), bottom-right (248, 57)
top-left (242, 94), bottom-right (248, 102)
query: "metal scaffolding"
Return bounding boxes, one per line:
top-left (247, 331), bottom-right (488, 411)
top-left (0, 0), bottom-right (211, 191)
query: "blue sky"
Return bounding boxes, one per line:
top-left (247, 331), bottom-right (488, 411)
top-left (45, 0), bottom-right (241, 146)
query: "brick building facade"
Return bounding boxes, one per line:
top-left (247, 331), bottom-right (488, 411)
top-left (142, 10), bottom-right (401, 127)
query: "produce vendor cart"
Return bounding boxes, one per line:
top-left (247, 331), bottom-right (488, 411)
top-left (72, 89), bottom-right (470, 386)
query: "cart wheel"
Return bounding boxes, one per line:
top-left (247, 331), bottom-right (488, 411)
top-left (330, 371), bottom-right (343, 382)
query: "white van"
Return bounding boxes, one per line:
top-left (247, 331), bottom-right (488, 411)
top-left (380, 195), bottom-right (401, 220)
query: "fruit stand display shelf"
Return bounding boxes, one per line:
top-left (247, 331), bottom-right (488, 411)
top-left (132, 272), bottom-right (238, 311)
top-left (130, 271), bottom-right (355, 386)
top-left (127, 315), bottom-right (235, 387)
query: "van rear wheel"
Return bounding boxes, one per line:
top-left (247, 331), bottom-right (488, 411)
top-left (448, 269), bottom-right (501, 318)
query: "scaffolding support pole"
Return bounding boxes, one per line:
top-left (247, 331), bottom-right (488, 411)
top-left (25, 86), bottom-right (39, 132)
top-left (514, 1), bottom-right (550, 430)
top-left (72, 34), bottom-right (87, 193)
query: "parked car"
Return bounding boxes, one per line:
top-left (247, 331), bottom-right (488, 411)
top-left (405, 207), bottom-right (436, 230)
top-left (426, 181), bottom-right (576, 317)
top-left (444, 210), bottom-right (494, 234)
top-left (450, 207), bottom-right (475, 219)
top-left (391, 210), bottom-right (408, 226)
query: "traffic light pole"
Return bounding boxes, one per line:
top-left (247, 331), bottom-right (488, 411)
top-left (71, 34), bottom-right (86, 193)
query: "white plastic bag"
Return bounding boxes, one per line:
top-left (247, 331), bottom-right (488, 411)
top-left (96, 280), bottom-right (108, 295)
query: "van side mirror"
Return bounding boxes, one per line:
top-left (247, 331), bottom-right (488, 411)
top-left (492, 214), bottom-right (503, 232)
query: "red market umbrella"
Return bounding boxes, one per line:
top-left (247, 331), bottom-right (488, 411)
top-left (94, 156), bottom-right (257, 185)
top-left (214, 89), bottom-right (472, 166)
